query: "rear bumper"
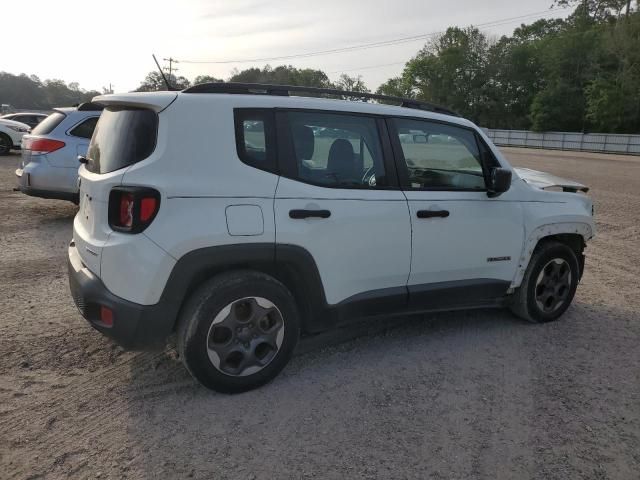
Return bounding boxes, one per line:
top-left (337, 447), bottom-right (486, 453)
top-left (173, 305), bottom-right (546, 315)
top-left (67, 242), bottom-right (175, 349)
top-left (16, 159), bottom-right (79, 202)
top-left (17, 182), bottom-right (79, 202)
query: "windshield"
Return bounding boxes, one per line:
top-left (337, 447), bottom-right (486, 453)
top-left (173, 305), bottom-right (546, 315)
top-left (86, 106), bottom-right (158, 174)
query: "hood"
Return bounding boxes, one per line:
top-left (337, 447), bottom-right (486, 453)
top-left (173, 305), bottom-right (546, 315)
top-left (514, 167), bottom-right (589, 193)
top-left (0, 118), bottom-right (30, 129)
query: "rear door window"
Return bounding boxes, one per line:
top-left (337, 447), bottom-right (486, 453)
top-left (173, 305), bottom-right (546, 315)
top-left (285, 111), bottom-right (387, 188)
top-left (31, 112), bottom-right (66, 135)
top-left (86, 107), bottom-right (158, 174)
top-left (69, 116), bottom-right (99, 139)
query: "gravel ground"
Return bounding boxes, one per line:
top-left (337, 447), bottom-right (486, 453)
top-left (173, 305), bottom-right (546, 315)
top-left (1, 147), bottom-right (639, 480)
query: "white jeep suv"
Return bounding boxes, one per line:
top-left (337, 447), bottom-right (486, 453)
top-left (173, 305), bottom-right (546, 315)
top-left (68, 83), bottom-right (594, 393)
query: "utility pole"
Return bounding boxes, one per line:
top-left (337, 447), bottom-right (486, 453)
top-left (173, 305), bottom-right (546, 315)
top-left (163, 57), bottom-right (179, 78)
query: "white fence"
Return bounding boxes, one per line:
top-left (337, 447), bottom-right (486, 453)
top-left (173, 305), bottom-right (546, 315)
top-left (485, 129), bottom-right (640, 155)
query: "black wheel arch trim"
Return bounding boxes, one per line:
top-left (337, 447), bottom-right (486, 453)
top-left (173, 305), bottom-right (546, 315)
top-left (159, 243), bottom-right (513, 337)
top-left (159, 243), bottom-right (331, 335)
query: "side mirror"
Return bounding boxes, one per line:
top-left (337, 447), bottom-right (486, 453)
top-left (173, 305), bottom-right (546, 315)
top-left (487, 167), bottom-right (511, 198)
top-left (413, 134), bottom-right (428, 144)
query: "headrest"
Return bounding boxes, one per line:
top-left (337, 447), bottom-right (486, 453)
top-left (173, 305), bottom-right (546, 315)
top-left (292, 124), bottom-right (315, 160)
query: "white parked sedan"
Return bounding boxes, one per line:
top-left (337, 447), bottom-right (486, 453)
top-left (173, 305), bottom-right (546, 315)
top-left (15, 103), bottom-right (103, 202)
top-left (0, 118), bottom-right (30, 155)
top-left (1, 112), bottom-right (48, 129)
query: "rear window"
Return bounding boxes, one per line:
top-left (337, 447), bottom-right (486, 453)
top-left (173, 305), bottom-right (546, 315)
top-left (31, 112), bottom-right (66, 135)
top-left (86, 107), bottom-right (158, 174)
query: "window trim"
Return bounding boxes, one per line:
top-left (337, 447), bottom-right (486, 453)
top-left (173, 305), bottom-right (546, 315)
top-left (276, 108), bottom-right (400, 190)
top-left (386, 117), bottom-right (499, 192)
top-left (233, 108), bottom-right (278, 174)
top-left (66, 115), bottom-right (100, 139)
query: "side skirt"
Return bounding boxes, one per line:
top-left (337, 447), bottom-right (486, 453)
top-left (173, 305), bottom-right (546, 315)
top-left (326, 279), bottom-right (510, 329)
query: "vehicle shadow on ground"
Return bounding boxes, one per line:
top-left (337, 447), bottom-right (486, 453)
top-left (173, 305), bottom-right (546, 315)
top-left (120, 307), bottom-right (531, 478)
top-left (116, 300), bottom-right (640, 479)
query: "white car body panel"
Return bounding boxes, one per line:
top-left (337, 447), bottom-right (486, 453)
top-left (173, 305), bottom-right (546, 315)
top-left (274, 177), bottom-right (411, 305)
top-left (405, 190), bottom-right (525, 286)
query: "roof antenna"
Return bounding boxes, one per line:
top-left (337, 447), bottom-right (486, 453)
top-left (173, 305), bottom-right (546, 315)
top-left (152, 54), bottom-right (174, 91)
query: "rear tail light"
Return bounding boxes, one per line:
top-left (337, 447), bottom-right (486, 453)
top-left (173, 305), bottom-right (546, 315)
top-left (108, 187), bottom-right (160, 233)
top-left (23, 137), bottom-right (65, 154)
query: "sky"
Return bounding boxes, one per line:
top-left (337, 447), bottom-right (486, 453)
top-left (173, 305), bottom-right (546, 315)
top-left (3, 0), bottom-right (571, 93)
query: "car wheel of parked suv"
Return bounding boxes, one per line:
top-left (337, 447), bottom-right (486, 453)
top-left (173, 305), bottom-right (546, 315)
top-left (510, 241), bottom-right (580, 323)
top-left (177, 270), bottom-right (300, 393)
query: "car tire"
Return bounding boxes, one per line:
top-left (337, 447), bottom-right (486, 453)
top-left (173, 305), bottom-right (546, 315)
top-left (510, 240), bottom-right (580, 323)
top-left (0, 133), bottom-right (11, 155)
top-left (177, 270), bottom-right (300, 393)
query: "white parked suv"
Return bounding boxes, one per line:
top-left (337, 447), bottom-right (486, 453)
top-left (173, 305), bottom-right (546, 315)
top-left (68, 83), bottom-right (595, 393)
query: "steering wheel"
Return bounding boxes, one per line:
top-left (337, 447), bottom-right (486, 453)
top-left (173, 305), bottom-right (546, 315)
top-left (361, 166), bottom-right (376, 186)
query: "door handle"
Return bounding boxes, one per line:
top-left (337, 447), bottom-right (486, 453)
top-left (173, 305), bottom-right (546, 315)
top-left (417, 209), bottom-right (449, 219)
top-left (289, 209), bottom-right (331, 219)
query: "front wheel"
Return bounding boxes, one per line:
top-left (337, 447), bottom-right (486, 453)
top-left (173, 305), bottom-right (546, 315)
top-left (510, 240), bottom-right (580, 323)
top-left (177, 270), bottom-right (300, 393)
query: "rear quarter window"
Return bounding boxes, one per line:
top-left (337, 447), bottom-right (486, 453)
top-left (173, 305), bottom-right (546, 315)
top-left (86, 107), bottom-right (158, 174)
top-left (234, 109), bottom-right (277, 173)
top-left (69, 116), bottom-right (99, 139)
top-left (31, 112), bottom-right (66, 135)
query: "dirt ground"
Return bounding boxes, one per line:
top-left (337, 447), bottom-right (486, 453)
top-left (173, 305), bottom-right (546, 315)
top-left (1, 147), bottom-right (639, 480)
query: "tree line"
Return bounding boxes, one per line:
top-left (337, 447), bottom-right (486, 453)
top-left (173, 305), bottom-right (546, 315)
top-left (2, 1), bottom-right (638, 133)
top-left (0, 73), bottom-right (105, 111)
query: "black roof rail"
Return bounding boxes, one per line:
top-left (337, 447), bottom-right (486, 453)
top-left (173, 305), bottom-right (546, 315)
top-left (77, 101), bottom-right (105, 111)
top-left (182, 82), bottom-right (459, 117)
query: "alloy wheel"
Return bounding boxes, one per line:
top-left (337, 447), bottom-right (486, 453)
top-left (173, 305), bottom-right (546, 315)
top-left (534, 258), bottom-right (572, 313)
top-left (206, 297), bottom-right (285, 377)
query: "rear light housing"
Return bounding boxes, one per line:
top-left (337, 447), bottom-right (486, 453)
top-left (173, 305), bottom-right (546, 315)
top-left (23, 137), bottom-right (65, 154)
top-left (108, 186), bottom-right (160, 233)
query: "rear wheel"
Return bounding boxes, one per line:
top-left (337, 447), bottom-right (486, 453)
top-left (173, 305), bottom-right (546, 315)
top-left (510, 240), bottom-right (580, 323)
top-left (177, 270), bottom-right (300, 393)
top-left (0, 133), bottom-right (12, 155)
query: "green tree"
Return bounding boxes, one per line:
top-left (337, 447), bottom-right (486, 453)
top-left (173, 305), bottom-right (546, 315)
top-left (228, 65), bottom-right (331, 88)
top-left (135, 71), bottom-right (191, 91)
top-left (193, 75), bottom-right (224, 85)
top-left (399, 27), bottom-right (492, 123)
top-left (376, 77), bottom-right (414, 98)
top-left (585, 12), bottom-right (640, 131)
top-left (333, 74), bottom-right (369, 93)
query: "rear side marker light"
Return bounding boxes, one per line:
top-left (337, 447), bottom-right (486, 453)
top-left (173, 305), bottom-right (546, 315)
top-left (108, 187), bottom-right (160, 233)
top-left (140, 197), bottom-right (158, 222)
top-left (100, 306), bottom-right (114, 328)
top-left (24, 138), bottom-right (65, 154)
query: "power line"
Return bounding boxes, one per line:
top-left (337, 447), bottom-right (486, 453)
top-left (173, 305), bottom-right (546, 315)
top-left (177, 7), bottom-right (570, 65)
top-left (329, 61), bottom-right (406, 74)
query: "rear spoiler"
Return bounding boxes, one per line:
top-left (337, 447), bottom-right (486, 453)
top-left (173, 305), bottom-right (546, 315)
top-left (92, 92), bottom-right (178, 113)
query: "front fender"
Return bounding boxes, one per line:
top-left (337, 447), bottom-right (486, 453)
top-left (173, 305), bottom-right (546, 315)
top-left (510, 222), bottom-right (594, 289)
